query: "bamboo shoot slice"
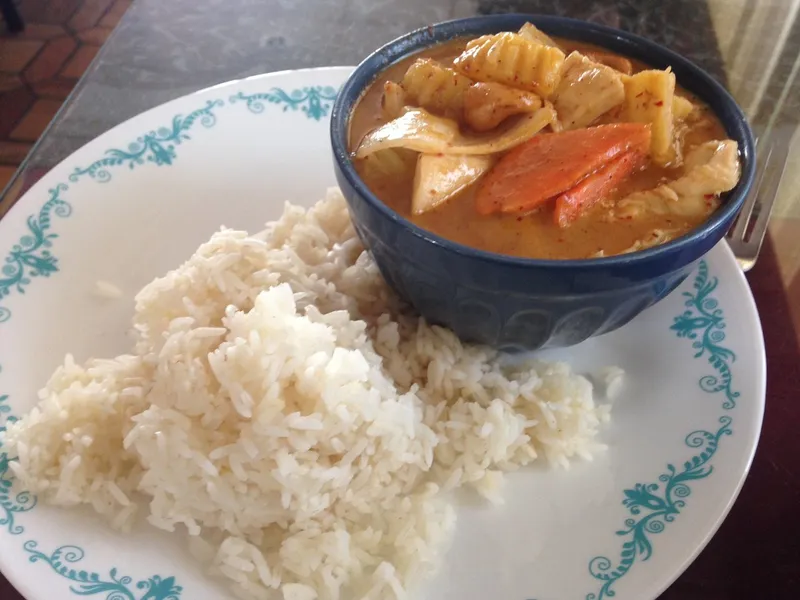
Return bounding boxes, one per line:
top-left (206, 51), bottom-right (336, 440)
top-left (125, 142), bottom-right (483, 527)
top-left (623, 69), bottom-right (676, 165)
top-left (412, 154), bottom-right (494, 214)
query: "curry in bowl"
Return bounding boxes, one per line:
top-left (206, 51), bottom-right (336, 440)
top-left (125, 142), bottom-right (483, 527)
top-left (349, 23), bottom-right (741, 260)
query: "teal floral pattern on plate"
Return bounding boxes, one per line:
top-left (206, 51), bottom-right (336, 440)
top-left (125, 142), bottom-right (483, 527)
top-left (229, 86), bottom-right (339, 121)
top-left (24, 542), bottom-right (183, 599)
top-left (1, 394), bottom-right (36, 535)
top-left (671, 260), bottom-right (740, 409)
top-left (585, 259), bottom-right (738, 600)
top-left (1, 398), bottom-right (183, 596)
top-left (68, 100), bottom-right (224, 183)
top-left (0, 85), bottom-right (338, 327)
top-left (0, 184), bottom-right (72, 324)
top-left (585, 417), bottom-right (733, 600)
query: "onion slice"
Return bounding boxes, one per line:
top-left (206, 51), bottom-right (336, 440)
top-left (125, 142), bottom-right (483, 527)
top-left (354, 106), bottom-right (555, 159)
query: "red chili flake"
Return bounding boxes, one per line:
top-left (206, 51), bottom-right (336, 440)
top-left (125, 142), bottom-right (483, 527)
top-left (704, 193), bottom-right (714, 199)
top-left (655, 101), bottom-right (664, 106)
top-left (517, 216), bottom-right (523, 222)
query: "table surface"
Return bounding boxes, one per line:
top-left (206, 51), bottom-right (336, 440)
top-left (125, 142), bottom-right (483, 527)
top-left (1, 0), bottom-right (799, 598)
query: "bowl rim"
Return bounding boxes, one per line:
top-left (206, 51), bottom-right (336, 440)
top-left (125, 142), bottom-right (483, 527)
top-left (330, 13), bottom-right (756, 270)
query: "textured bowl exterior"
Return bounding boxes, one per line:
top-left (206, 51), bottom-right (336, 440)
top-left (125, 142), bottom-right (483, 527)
top-left (331, 14), bottom-right (756, 350)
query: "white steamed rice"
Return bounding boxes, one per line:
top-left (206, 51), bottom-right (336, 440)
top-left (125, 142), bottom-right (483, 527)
top-left (2, 188), bottom-right (616, 600)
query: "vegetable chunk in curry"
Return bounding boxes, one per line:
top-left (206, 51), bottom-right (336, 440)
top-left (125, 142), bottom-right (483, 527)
top-left (349, 23), bottom-right (740, 259)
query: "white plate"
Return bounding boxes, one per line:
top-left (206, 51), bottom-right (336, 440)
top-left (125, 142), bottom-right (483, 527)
top-left (0, 68), bottom-right (765, 600)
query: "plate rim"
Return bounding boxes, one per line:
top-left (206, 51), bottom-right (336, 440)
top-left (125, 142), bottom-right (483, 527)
top-left (645, 243), bottom-right (766, 600)
top-left (0, 66), bottom-right (767, 600)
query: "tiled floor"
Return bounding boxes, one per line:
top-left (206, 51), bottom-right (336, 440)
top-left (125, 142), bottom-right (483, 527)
top-left (0, 0), bottom-right (132, 190)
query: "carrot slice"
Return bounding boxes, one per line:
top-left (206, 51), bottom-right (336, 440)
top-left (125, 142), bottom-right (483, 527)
top-left (475, 123), bottom-right (651, 215)
top-left (554, 150), bottom-right (647, 228)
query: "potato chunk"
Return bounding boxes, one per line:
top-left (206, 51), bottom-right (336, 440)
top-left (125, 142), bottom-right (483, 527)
top-left (453, 32), bottom-right (566, 97)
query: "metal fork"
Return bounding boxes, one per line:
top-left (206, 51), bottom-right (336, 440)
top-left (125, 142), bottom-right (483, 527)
top-left (725, 125), bottom-right (792, 272)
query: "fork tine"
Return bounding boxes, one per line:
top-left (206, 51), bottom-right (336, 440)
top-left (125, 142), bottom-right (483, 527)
top-left (744, 128), bottom-right (792, 251)
top-left (728, 139), bottom-right (773, 242)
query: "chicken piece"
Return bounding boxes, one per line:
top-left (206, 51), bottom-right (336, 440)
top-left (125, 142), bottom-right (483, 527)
top-left (623, 69), bottom-right (677, 165)
top-left (517, 22), bottom-right (559, 48)
top-left (381, 81), bottom-right (407, 121)
top-left (412, 154), bottom-right (494, 214)
top-left (552, 52), bottom-right (626, 130)
top-left (401, 58), bottom-right (472, 119)
top-left (453, 32), bottom-right (566, 97)
top-left (583, 51), bottom-right (634, 75)
top-left (354, 106), bottom-right (555, 158)
top-left (616, 140), bottom-right (740, 218)
top-left (672, 140), bottom-right (740, 194)
top-left (463, 82), bottom-right (543, 132)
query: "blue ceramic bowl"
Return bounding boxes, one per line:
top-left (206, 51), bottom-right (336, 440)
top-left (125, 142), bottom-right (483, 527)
top-left (330, 14), bottom-right (755, 351)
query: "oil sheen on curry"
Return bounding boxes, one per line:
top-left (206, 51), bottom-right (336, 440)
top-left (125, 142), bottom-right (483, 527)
top-left (349, 23), bottom-right (740, 259)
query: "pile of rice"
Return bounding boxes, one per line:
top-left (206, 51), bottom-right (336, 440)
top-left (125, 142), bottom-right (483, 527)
top-left (2, 188), bottom-right (616, 600)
